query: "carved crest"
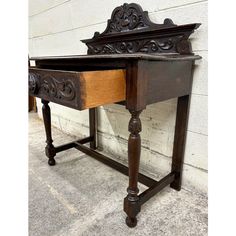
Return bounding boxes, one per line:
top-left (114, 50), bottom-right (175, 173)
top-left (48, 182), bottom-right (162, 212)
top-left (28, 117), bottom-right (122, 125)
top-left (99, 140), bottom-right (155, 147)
top-left (103, 3), bottom-right (174, 34)
top-left (81, 3), bottom-right (200, 55)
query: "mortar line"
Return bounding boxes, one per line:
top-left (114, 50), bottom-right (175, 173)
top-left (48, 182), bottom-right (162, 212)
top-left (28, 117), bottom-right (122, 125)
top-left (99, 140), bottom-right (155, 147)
top-left (187, 130), bottom-right (208, 136)
top-left (183, 163), bottom-right (208, 172)
top-left (29, 0), bottom-right (71, 18)
top-left (154, 0), bottom-right (207, 12)
top-left (191, 93), bottom-right (208, 96)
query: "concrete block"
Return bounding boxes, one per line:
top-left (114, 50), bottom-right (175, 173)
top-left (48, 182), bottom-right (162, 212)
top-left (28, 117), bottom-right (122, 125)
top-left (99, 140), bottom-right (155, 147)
top-left (29, 30), bottom-right (80, 57)
top-left (143, 100), bottom-right (177, 130)
top-left (149, 127), bottom-right (174, 157)
top-left (188, 94), bottom-right (208, 135)
top-left (29, 1), bottom-right (73, 38)
top-left (29, 0), bottom-right (68, 16)
top-left (158, 0), bottom-right (207, 10)
top-left (146, 151), bottom-right (172, 177)
top-left (50, 103), bottom-right (89, 127)
top-left (53, 115), bottom-right (89, 138)
top-left (69, 0), bottom-right (160, 29)
top-left (99, 107), bottom-right (151, 141)
top-left (192, 50), bottom-right (208, 95)
top-left (184, 131), bottom-right (208, 170)
top-left (97, 132), bottom-right (151, 171)
top-left (182, 164), bottom-right (208, 193)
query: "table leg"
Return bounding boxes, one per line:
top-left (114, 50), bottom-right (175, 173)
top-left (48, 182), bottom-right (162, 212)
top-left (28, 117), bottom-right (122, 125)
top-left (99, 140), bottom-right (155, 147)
top-left (89, 108), bottom-right (97, 150)
top-left (124, 110), bottom-right (142, 227)
top-left (41, 99), bottom-right (56, 166)
top-left (170, 95), bottom-right (190, 191)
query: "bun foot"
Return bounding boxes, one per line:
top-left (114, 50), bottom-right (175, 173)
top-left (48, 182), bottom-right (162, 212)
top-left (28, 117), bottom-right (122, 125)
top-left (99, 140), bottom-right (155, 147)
top-left (48, 158), bottom-right (56, 166)
top-left (126, 217), bottom-right (137, 228)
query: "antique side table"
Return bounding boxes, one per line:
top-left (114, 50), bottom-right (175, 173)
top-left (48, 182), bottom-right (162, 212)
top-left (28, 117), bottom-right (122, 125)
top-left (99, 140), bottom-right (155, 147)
top-left (29, 3), bottom-right (201, 227)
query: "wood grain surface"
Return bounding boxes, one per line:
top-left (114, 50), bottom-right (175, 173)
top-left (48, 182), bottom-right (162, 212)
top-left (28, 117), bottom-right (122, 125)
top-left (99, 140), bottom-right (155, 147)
top-left (79, 69), bottom-right (126, 109)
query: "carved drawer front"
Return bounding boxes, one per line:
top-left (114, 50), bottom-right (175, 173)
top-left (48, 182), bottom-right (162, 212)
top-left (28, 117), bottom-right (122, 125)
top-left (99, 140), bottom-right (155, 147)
top-left (29, 68), bottom-right (126, 110)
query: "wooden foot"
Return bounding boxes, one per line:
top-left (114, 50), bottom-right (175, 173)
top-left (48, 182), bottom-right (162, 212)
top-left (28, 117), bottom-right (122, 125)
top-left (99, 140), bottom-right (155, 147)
top-left (170, 95), bottom-right (190, 191)
top-left (48, 158), bottom-right (56, 166)
top-left (42, 99), bottom-right (56, 166)
top-left (126, 216), bottom-right (137, 228)
top-left (124, 110), bottom-right (142, 227)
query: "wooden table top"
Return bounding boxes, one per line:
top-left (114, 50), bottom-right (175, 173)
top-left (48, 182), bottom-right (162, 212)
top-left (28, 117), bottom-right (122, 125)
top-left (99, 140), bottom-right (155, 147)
top-left (30, 53), bottom-right (201, 62)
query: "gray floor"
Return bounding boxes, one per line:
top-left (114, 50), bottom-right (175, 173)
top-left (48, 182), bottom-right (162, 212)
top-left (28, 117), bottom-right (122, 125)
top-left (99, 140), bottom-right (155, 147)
top-left (29, 112), bottom-right (208, 236)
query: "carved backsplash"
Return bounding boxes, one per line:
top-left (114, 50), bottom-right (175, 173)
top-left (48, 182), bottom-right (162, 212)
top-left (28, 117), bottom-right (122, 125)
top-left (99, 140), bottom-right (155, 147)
top-left (103, 3), bottom-right (175, 34)
top-left (81, 3), bottom-right (200, 55)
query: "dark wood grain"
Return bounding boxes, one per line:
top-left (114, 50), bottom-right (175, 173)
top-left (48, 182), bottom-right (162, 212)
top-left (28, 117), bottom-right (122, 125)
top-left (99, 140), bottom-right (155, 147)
top-left (41, 100), bottom-right (56, 166)
top-left (125, 60), bottom-right (148, 111)
top-left (170, 95), bottom-right (191, 191)
top-left (146, 60), bottom-right (194, 104)
top-left (124, 110), bottom-right (142, 227)
top-left (89, 108), bottom-right (97, 149)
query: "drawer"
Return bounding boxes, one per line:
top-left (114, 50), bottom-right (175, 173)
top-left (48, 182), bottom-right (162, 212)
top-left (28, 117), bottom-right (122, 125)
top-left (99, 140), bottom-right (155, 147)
top-left (29, 68), bottom-right (126, 110)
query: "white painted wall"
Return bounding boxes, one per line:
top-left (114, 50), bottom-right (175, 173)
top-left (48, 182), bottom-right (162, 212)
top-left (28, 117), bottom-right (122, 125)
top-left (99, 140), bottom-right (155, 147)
top-left (29, 0), bottom-right (208, 193)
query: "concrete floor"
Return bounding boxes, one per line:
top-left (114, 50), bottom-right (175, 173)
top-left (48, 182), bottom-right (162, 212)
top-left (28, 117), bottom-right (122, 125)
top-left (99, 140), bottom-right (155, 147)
top-left (29, 112), bottom-right (208, 236)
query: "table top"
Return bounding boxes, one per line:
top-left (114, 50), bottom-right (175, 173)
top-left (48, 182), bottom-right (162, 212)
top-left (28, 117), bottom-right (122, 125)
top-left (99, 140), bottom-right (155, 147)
top-left (30, 53), bottom-right (201, 62)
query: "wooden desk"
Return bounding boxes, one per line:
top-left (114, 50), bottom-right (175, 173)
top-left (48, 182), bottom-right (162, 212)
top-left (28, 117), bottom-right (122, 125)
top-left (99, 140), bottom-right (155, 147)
top-left (29, 3), bottom-right (201, 228)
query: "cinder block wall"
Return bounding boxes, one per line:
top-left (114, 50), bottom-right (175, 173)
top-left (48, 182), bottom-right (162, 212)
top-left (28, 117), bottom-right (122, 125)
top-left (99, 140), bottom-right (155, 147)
top-left (29, 0), bottom-right (208, 193)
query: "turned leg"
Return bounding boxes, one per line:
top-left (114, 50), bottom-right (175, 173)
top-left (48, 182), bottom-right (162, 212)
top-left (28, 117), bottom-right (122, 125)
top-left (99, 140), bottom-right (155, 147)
top-left (41, 99), bottom-right (56, 166)
top-left (124, 110), bottom-right (142, 227)
top-left (170, 95), bottom-right (190, 191)
top-left (89, 108), bottom-right (97, 150)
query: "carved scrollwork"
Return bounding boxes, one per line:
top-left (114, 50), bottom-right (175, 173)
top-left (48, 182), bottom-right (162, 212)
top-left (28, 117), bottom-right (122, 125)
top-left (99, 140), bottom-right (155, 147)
top-left (88, 38), bottom-right (174, 54)
top-left (40, 75), bottom-right (76, 101)
top-left (81, 3), bottom-right (199, 55)
top-left (29, 73), bottom-right (39, 94)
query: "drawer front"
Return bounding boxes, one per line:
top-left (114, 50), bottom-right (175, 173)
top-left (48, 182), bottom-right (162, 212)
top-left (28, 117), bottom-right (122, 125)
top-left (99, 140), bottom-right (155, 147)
top-left (29, 68), bottom-right (126, 110)
top-left (29, 68), bottom-right (81, 109)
